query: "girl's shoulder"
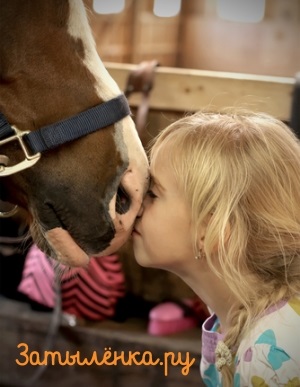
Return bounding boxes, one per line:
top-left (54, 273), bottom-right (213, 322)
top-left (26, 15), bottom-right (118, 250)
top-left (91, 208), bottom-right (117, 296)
top-left (235, 296), bottom-right (300, 386)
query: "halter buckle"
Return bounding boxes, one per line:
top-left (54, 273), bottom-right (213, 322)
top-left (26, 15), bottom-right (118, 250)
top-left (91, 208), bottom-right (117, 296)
top-left (0, 126), bottom-right (41, 176)
top-left (0, 205), bottom-right (19, 218)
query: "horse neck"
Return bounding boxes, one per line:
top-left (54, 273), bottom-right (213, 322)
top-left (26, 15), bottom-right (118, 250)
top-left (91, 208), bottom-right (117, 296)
top-left (0, 0), bottom-right (118, 131)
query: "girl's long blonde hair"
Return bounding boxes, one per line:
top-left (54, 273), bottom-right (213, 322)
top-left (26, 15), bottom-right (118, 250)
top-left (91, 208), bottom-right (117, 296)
top-left (150, 111), bottom-right (300, 386)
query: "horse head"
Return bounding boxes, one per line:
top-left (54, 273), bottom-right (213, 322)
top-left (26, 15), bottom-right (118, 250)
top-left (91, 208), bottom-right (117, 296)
top-left (0, 0), bottom-right (149, 267)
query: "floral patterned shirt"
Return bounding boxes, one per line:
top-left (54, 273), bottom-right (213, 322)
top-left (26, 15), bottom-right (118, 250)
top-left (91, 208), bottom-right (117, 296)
top-left (200, 297), bottom-right (300, 387)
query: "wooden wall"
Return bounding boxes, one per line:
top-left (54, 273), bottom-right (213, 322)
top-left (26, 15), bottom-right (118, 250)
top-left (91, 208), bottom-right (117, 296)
top-left (179, 0), bottom-right (300, 77)
top-left (85, 0), bottom-right (300, 77)
top-left (85, 0), bottom-right (181, 66)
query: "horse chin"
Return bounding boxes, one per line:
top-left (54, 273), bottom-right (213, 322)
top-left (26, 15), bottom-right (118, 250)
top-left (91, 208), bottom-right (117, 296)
top-left (44, 220), bottom-right (132, 268)
top-left (45, 227), bottom-right (90, 268)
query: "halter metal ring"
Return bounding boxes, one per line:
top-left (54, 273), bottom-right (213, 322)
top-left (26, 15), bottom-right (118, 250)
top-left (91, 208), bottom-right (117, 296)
top-left (0, 126), bottom-right (41, 176)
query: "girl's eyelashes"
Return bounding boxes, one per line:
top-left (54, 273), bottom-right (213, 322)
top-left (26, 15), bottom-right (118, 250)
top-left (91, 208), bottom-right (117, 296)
top-left (147, 175), bottom-right (159, 198)
top-left (147, 189), bottom-right (158, 199)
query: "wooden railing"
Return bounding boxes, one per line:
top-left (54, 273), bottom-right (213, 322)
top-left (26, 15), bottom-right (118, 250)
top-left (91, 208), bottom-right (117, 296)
top-left (105, 62), bottom-right (295, 122)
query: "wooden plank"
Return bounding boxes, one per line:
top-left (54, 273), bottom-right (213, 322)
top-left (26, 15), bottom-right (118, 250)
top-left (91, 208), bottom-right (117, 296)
top-left (105, 62), bottom-right (295, 121)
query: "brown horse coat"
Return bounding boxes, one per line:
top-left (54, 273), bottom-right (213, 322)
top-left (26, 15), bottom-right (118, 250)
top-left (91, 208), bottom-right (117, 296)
top-left (0, 0), bottom-right (149, 266)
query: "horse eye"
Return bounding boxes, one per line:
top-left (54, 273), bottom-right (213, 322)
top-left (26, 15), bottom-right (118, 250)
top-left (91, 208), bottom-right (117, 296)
top-left (116, 185), bottom-right (131, 214)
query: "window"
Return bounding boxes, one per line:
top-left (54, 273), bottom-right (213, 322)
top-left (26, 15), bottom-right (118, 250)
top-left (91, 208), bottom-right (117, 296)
top-left (217, 0), bottom-right (265, 23)
top-left (153, 0), bottom-right (181, 17)
top-left (93, 0), bottom-right (125, 15)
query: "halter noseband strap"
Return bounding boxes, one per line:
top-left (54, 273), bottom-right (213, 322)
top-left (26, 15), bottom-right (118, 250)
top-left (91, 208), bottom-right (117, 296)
top-left (25, 94), bottom-right (130, 153)
top-left (0, 93), bottom-right (131, 176)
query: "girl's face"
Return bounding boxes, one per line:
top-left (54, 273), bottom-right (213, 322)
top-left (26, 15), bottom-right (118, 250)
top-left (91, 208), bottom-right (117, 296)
top-left (132, 153), bottom-right (195, 271)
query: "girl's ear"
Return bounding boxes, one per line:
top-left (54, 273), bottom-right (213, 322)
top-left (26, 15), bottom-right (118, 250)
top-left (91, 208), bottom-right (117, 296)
top-left (197, 228), bottom-right (205, 251)
top-left (197, 215), bottom-right (231, 253)
top-left (197, 215), bottom-right (211, 251)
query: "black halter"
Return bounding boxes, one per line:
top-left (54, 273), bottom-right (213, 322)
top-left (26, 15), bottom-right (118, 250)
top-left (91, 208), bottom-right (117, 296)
top-left (0, 93), bottom-right (131, 176)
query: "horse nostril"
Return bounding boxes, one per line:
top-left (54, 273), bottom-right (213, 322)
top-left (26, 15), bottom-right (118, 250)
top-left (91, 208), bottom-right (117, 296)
top-left (116, 185), bottom-right (131, 214)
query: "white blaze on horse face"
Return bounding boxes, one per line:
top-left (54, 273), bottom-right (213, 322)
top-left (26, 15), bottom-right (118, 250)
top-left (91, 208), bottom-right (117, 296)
top-left (64, 0), bottom-right (149, 259)
top-left (101, 116), bottom-right (149, 256)
top-left (67, 0), bottom-right (121, 99)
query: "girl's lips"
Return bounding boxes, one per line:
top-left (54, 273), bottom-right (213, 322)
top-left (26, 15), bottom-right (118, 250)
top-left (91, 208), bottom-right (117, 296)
top-left (132, 228), bottom-right (141, 236)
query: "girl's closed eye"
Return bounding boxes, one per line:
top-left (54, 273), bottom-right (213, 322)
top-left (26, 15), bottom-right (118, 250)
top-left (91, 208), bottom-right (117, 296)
top-left (147, 189), bottom-right (158, 199)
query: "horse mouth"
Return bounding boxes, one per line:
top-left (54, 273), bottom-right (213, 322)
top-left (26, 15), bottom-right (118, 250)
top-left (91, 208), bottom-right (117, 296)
top-left (43, 182), bottom-right (132, 230)
top-left (38, 201), bottom-right (67, 230)
top-left (28, 202), bottom-right (90, 267)
top-left (29, 177), bottom-right (144, 267)
top-left (31, 193), bottom-right (130, 267)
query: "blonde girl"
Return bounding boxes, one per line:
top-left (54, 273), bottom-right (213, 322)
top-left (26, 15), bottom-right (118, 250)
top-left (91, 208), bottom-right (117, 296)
top-left (132, 111), bottom-right (300, 386)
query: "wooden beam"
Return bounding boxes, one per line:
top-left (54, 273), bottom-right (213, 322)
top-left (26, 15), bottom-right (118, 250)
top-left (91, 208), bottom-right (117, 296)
top-left (105, 62), bottom-right (295, 121)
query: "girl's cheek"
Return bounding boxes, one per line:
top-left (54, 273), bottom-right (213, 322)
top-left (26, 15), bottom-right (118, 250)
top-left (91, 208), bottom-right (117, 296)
top-left (143, 196), bottom-right (152, 208)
